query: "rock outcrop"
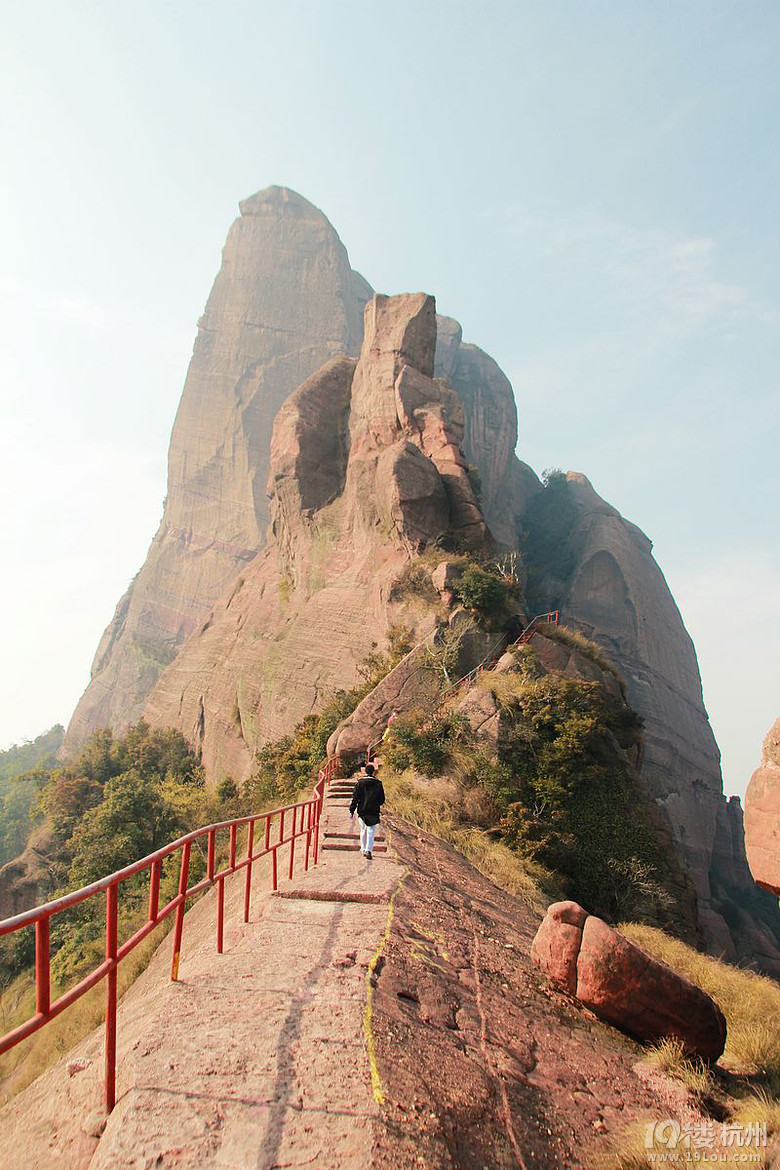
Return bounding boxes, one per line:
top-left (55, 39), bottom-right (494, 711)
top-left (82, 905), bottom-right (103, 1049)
top-left (524, 472), bottom-right (748, 954)
top-left (64, 188), bottom-right (372, 752)
top-left (532, 901), bottom-right (727, 1060)
top-left (744, 718), bottom-right (780, 896)
top-left (435, 315), bottom-right (540, 547)
top-left (58, 186), bottom-right (775, 975)
top-left (143, 294), bottom-right (493, 782)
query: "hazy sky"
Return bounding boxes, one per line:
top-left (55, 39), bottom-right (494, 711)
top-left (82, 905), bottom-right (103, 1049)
top-left (0, 2), bottom-right (777, 797)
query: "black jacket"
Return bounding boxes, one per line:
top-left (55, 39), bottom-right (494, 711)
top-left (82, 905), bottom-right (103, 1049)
top-left (349, 775), bottom-right (385, 826)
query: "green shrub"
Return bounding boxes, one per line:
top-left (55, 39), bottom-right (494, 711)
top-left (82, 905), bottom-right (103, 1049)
top-left (382, 711), bottom-right (470, 774)
top-left (452, 563), bottom-right (508, 614)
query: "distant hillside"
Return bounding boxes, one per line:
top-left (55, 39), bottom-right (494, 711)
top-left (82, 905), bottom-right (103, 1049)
top-left (0, 726), bottom-right (63, 866)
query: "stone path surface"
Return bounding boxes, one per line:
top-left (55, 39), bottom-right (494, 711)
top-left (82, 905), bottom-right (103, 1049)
top-left (0, 781), bottom-right (404, 1170)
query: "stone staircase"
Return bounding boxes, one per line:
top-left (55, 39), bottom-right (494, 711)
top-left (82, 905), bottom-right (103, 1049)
top-left (322, 779), bottom-right (388, 853)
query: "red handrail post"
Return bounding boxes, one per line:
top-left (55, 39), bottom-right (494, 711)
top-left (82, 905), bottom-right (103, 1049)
top-left (243, 821), bottom-right (254, 924)
top-left (216, 876), bottom-right (225, 954)
top-left (229, 824), bottom-right (237, 871)
top-left (279, 809), bottom-right (285, 845)
top-left (313, 795), bottom-right (322, 865)
top-left (34, 917), bottom-right (50, 1018)
top-left (207, 828), bottom-right (216, 882)
top-left (105, 883), bottom-right (118, 1112)
top-left (288, 807), bottom-right (297, 880)
top-left (304, 804), bottom-right (312, 872)
top-left (170, 841), bottom-right (191, 982)
top-left (264, 813), bottom-right (271, 854)
top-left (148, 859), bottom-right (161, 923)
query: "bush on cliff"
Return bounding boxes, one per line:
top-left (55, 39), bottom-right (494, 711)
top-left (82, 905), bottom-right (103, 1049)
top-left (452, 563), bottom-right (510, 615)
top-left (381, 665), bottom-right (693, 934)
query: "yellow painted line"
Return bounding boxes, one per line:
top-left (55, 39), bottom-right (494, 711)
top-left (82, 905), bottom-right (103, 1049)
top-left (363, 829), bottom-right (406, 1107)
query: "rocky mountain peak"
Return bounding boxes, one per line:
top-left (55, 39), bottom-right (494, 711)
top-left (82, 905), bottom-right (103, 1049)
top-left (143, 291), bottom-right (491, 780)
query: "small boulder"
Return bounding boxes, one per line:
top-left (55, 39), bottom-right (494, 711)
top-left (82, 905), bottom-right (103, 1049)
top-left (531, 901), bottom-right (727, 1060)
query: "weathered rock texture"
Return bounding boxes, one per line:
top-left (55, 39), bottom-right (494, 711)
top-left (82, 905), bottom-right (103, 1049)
top-left (64, 188), bottom-right (372, 752)
top-left (522, 472), bottom-right (776, 959)
top-left (532, 901), bottom-right (727, 1060)
top-left (60, 187), bottom-right (775, 974)
top-left (144, 294), bottom-right (493, 782)
top-left (744, 719), bottom-right (780, 896)
top-left (435, 314), bottom-right (540, 547)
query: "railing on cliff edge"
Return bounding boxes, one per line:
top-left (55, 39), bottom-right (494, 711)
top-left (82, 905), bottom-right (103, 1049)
top-left (0, 755), bottom-right (340, 1113)
top-left (366, 610), bottom-right (560, 761)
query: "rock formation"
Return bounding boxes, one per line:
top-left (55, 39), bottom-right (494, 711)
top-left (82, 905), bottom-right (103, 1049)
top-left (64, 188), bottom-right (372, 752)
top-left (744, 718), bottom-right (780, 896)
top-left (60, 186), bottom-right (777, 973)
top-left (143, 293), bottom-right (490, 782)
top-left (532, 901), bottom-right (727, 1060)
top-left (434, 315), bottom-right (540, 547)
top-left (521, 471), bottom-right (777, 959)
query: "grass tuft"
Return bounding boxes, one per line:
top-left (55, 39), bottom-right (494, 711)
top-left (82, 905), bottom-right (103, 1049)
top-left (383, 767), bottom-right (552, 914)
top-left (619, 922), bottom-right (780, 1088)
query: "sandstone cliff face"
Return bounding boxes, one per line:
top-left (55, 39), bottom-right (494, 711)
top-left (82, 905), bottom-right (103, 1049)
top-left (744, 718), bottom-right (780, 896)
top-left (64, 187), bottom-right (372, 752)
top-left (523, 472), bottom-right (780, 964)
top-left (435, 315), bottom-right (540, 548)
top-left (143, 294), bottom-right (489, 782)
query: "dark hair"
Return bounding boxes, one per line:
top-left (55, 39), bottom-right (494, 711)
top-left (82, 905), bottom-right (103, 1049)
top-left (364, 763), bottom-right (376, 776)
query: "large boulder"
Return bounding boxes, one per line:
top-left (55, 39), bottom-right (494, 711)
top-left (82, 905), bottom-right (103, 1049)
top-left (744, 718), bottom-right (780, 896)
top-left (532, 901), bottom-right (727, 1060)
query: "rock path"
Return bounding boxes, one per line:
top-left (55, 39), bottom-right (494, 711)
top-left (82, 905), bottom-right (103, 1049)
top-left (0, 782), bottom-right (404, 1169)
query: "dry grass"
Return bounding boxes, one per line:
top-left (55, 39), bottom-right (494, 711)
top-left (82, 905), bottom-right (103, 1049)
top-left (597, 923), bottom-right (780, 1167)
top-left (642, 1036), bottom-right (716, 1097)
top-left (600, 1119), bottom-right (775, 1168)
top-left (619, 922), bottom-right (780, 1086)
top-left (544, 623), bottom-right (625, 684)
top-left (383, 767), bottom-right (551, 915)
top-left (475, 669), bottom-right (526, 708)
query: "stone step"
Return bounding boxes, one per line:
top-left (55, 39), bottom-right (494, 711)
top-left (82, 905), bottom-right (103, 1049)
top-left (325, 831), bottom-right (386, 842)
top-left (321, 842), bottom-right (387, 853)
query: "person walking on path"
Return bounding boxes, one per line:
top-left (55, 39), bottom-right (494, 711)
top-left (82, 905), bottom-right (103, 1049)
top-left (349, 762), bottom-right (385, 860)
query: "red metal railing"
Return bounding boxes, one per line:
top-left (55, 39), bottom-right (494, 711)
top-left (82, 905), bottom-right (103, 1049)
top-left (0, 761), bottom-right (337, 1112)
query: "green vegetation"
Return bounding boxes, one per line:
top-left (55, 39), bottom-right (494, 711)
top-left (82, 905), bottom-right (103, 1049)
top-left (382, 767), bottom-right (551, 914)
top-left (382, 654), bottom-right (693, 933)
top-left (0, 723), bottom-right (214, 987)
top-left (452, 562), bottom-right (510, 615)
top-left (382, 711), bottom-right (470, 774)
top-left (0, 726), bottom-right (63, 866)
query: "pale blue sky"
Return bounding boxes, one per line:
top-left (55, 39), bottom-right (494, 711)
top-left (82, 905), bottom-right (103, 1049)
top-left (0, 2), bottom-right (777, 796)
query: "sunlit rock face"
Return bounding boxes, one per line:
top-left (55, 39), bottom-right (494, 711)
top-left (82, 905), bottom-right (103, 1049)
top-left (64, 188), bottom-right (372, 751)
top-left (524, 472), bottom-right (780, 968)
top-left (61, 185), bottom-right (778, 973)
top-left (143, 293), bottom-right (493, 783)
top-left (745, 719), bottom-right (780, 896)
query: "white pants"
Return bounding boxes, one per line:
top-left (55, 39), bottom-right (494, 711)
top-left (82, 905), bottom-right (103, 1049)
top-left (359, 819), bottom-right (376, 854)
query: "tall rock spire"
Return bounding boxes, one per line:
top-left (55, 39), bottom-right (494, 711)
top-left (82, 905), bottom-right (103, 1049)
top-left (64, 187), bottom-right (372, 750)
